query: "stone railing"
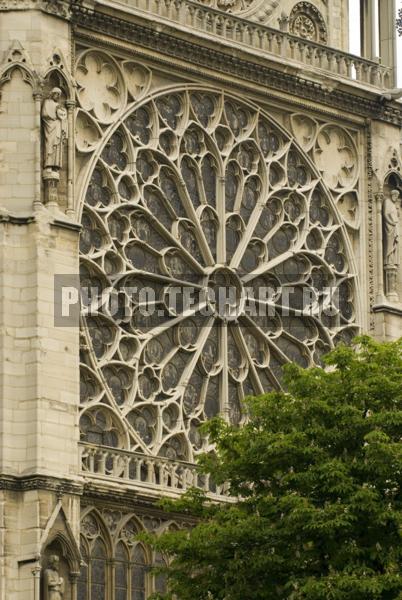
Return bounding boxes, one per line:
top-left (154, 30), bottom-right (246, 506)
top-left (101, 0), bottom-right (393, 88)
top-left (80, 442), bottom-right (229, 498)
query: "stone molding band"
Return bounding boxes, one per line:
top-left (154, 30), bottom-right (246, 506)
top-left (0, 474), bottom-right (84, 495)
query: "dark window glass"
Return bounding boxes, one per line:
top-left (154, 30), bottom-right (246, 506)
top-left (77, 541), bottom-right (88, 600)
top-left (201, 155), bottom-right (216, 207)
top-left (131, 545), bottom-right (147, 600)
top-left (126, 107), bottom-right (151, 144)
top-left (115, 542), bottom-right (128, 600)
top-left (101, 131), bottom-right (127, 171)
top-left (181, 158), bottom-right (200, 208)
top-left (154, 552), bottom-right (168, 594)
top-left (91, 539), bottom-right (106, 600)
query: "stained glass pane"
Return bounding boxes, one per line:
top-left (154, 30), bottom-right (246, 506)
top-left (126, 107), bottom-right (151, 144)
top-left (131, 544), bottom-right (147, 600)
top-left (101, 131), bottom-right (127, 170)
top-left (225, 162), bottom-right (239, 212)
top-left (77, 541), bottom-right (88, 600)
top-left (181, 158), bottom-right (200, 208)
top-left (154, 553), bottom-right (168, 594)
top-left (156, 94), bottom-right (182, 129)
top-left (201, 155), bottom-right (217, 207)
top-left (115, 542), bottom-right (128, 600)
top-left (91, 540), bottom-right (106, 600)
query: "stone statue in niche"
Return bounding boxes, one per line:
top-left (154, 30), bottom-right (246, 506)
top-left (43, 555), bottom-right (64, 600)
top-left (383, 189), bottom-right (400, 299)
top-left (42, 87), bottom-right (68, 171)
top-left (41, 87), bottom-right (68, 204)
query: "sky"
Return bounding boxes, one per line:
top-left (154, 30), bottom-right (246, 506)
top-left (348, 0), bottom-right (402, 86)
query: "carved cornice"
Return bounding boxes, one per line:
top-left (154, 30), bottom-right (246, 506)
top-left (0, 213), bottom-right (35, 225)
top-left (70, 4), bottom-right (402, 126)
top-left (0, 474), bottom-right (84, 495)
top-left (82, 480), bottom-right (170, 511)
top-left (81, 482), bottom-right (196, 523)
top-left (373, 303), bottom-right (402, 317)
top-left (51, 217), bottom-right (82, 232)
top-left (0, 212), bottom-right (81, 230)
top-left (0, 0), bottom-right (82, 19)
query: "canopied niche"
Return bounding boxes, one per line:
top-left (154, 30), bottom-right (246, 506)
top-left (40, 504), bottom-right (82, 600)
top-left (381, 171), bottom-right (402, 302)
top-left (0, 42), bottom-right (37, 211)
top-left (41, 49), bottom-right (75, 212)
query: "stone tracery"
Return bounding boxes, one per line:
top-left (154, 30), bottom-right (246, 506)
top-left (78, 509), bottom-right (170, 600)
top-left (77, 75), bottom-right (360, 463)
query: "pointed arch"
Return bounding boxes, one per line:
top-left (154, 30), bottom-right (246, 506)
top-left (78, 508), bottom-right (113, 600)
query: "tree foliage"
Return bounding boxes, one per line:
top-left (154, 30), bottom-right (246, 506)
top-left (145, 337), bottom-right (402, 600)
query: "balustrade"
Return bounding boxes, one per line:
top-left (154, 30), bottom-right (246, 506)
top-left (80, 442), bottom-right (229, 498)
top-left (112, 0), bottom-right (392, 88)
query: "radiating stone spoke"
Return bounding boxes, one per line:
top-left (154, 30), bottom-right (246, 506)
top-left (79, 88), bottom-right (359, 461)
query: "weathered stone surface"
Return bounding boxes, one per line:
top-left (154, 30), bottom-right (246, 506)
top-left (0, 1), bottom-right (401, 598)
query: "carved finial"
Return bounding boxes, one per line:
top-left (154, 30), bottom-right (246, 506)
top-left (278, 11), bottom-right (289, 32)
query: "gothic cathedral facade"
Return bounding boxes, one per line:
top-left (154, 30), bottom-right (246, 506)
top-left (0, 0), bottom-right (401, 598)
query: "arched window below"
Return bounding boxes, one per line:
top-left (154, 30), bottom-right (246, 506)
top-left (77, 538), bottom-right (89, 600)
top-left (115, 541), bottom-right (129, 600)
top-left (78, 513), bottom-right (109, 600)
top-left (91, 538), bottom-right (107, 600)
top-left (153, 551), bottom-right (168, 596)
top-left (79, 512), bottom-right (161, 600)
top-left (131, 543), bottom-right (147, 600)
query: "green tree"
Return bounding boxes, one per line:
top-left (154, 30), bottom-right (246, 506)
top-left (146, 337), bottom-right (402, 600)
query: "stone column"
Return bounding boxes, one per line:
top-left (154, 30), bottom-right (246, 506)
top-left (32, 564), bottom-right (41, 600)
top-left (70, 571), bottom-right (80, 600)
top-left (375, 191), bottom-right (385, 304)
top-left (33, 90), bottom-right (43, 212)
top-left (0, 16), bottom-right (81, 581)
top-left (378, 0), bottom-right (397, 86)
top-left (66, 100), bottom-right (76, 218)
top-left (361, 0), bottom-right (378, 60)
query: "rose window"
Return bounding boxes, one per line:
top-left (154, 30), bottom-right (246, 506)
top-left (79, 89), bottom-right (359, 462)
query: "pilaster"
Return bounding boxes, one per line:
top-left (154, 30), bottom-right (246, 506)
top-left (0, 6), bottom-right (82, 599)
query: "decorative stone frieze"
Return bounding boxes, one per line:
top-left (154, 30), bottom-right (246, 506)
top-left (70, 5), bottom-right (401, 126)
top-left (0, 0), bottom-right (73, 17)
